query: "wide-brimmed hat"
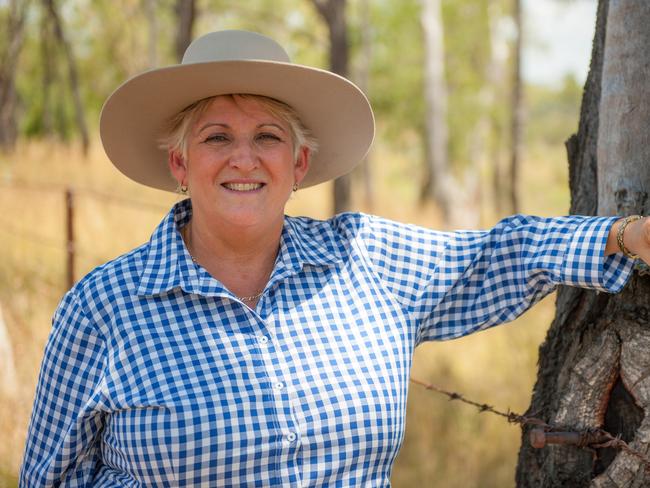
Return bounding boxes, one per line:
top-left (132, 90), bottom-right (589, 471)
top-left (100, 30), bottom-right (375, 191)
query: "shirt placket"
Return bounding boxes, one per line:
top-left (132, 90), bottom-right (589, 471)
top-left (245, 260), bottom-right (304, 487)
top-left (245, 308), bottom-right (301, 487)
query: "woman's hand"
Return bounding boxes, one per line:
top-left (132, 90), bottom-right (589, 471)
top-left (606, 216), bottom-right (650, 264)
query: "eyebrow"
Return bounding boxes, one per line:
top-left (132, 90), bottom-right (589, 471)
top-left (197, 122), bottom-right (287, 133)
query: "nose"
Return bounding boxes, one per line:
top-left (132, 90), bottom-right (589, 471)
top-left (228, 140), bottom-right (259, 171)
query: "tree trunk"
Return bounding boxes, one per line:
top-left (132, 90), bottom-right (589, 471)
top-left (419, 0), bottom-right (452, 222)
top-left (509, 0), bottom-right (523, 214)
top-left (516, 1), bottom-right (650, 486)
top-left (40, 8), bottom-right (55, 135)
top-left (0, 303), bottom-right (17, 396)
top-left (175, 0), bottom-right (196, 62)
top-left (0, 0), bottom-right (28, 151)
top-left (312, 0), bottom-right (352, 215)
top-left (145, 0), bottom-right (159, 68)
top-left (352, 0), bottom-right (374, 211)
top-left (44, 0), bottom-right (90, 155)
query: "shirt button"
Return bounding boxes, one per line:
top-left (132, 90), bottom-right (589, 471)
top-left (259, 335), bottom-right (269, 344)
top-left (286, 432), bottom-right (297, 442)
top-left (274, 381), bottom-right (284, 390)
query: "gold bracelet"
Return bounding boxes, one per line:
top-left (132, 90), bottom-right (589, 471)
top-left (616, 215), bottom-right (643, 259)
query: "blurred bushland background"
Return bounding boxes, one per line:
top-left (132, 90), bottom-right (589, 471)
top-left (0, 0), bottom-right (596, 486)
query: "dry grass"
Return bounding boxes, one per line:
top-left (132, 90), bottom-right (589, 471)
top-left (0, 137), bottom-right (570, 487)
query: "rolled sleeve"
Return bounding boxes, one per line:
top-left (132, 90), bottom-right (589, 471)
top-left (562, 216), bottom-right (635, 292)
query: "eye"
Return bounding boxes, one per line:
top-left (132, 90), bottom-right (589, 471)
top-left (256, 132), bottom-right (282, 143)
top-left (203, 133), bottom-right (229, 144)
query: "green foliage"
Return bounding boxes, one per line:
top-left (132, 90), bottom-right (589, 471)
top-left (443, 0), bottom-right (492, 168)
top-left (7, 0), bottom-right (582, 205)
top-left (526, 74), bottom-right (583, 147)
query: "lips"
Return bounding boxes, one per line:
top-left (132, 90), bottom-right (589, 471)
top-left (222, 182), bottom-right (264, 192)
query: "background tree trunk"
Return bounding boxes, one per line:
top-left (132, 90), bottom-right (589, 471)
top-left (0, 0), bottom-right (29, 151)
top-left (175, 0), bottom-right (196, 62)
top-left (43, 0), bottom-right (89, 155)
top-left (145, 0), bottom-right (159, 68)
top-left (40, 10), bottom-right (55, 135)
top-left (0, 304), bottom-right (17, 397)
top-left (352, 0), bottom-right (374, 211)
top-left (311, 0), bottom-right (352, 215)
top-left (516, 1), bottom-right (650, 486)
top-left (419, 0), bottom-right (452, 222)
top-left (509, 0), bottom-right (523, 213)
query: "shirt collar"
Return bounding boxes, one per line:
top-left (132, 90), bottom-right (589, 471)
top-left (279, 216), bottom-right (345, 270)
top-left (136, 199), bottom-right (345, 297)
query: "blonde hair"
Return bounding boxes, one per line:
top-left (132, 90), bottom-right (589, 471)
top-left (158, 94), bottom-right (319, 160)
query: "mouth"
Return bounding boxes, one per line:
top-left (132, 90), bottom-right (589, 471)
top-left (221, 182), bottom-right (265, 192)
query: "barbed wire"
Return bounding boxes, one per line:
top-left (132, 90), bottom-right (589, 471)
top-left (410, 377), bottom-right (650, 471)
top-left (0, 219), bottom-right (64, 251)
top-left (0, 179), bottom-right (171, 213)
top-left (0, 218), bottom-right (109, 264)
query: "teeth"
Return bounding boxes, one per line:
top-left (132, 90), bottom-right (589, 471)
top-left (223, 183), bottom-right (263, 191)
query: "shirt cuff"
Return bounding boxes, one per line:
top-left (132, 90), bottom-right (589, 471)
top-left (562, 216), bottom-right (635, 292)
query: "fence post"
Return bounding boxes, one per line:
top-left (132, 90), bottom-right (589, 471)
top-left (65, 188), bottom-right (75, 289)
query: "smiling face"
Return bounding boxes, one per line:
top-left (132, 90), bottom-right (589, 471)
top-left (168, 95), bottom-right (310, 233)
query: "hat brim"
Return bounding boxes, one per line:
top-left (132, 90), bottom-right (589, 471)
top-left (100, 60), bottom-right (375, 191)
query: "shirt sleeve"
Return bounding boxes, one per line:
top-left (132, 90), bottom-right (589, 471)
top-left (19, 291), bottom-right (108, 487)
top-left (358, 214), bottom-right (635, 344)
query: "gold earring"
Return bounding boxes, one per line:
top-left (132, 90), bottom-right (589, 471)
top-left (179, 184), bottom-right (188, 194)
top-left (293, 183), bottom-right (299, 192)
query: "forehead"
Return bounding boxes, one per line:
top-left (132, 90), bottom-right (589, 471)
top-left (194, 95), bottom-right (287, 128)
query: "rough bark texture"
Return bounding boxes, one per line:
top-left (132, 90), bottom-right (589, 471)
top-left (312, 0), bottom-right (352, 215)
top-left (419, 0), bottom-right (452, 221)
top-left (516, 1), bottom-right (650, 486)
top-left (596, 1), bottom-right (650, 217)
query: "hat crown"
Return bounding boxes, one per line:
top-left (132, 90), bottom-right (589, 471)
top-left (182, 30), bottom-right (291, 65)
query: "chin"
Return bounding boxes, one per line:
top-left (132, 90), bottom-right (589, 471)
top-left (220, 210), bottom-right (282, 229)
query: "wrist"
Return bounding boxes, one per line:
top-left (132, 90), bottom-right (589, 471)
top-left (617, 215), bottom-right (644, 259)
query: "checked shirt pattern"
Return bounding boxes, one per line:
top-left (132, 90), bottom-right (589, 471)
top-left (20, 199), bottom-right (633, 486)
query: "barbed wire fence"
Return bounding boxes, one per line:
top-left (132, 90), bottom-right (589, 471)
top-left (410, 377), bottom-right (650, 470)
top-left (0, 179), bottom-right (169, 294)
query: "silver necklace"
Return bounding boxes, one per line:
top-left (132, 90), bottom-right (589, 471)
top-left (183, 224), bottom-right (264, 303)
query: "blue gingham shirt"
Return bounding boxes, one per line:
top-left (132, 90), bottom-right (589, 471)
top-left (20, 199), bottom-right (633, 487)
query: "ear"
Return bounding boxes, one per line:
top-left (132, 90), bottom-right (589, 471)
top-left (293, 146), bottom-right (311, 186)
top-left (168, 150), bottom-right (188, 186)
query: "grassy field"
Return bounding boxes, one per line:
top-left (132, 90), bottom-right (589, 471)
top-left (0, 136), bottom-right (571, 487)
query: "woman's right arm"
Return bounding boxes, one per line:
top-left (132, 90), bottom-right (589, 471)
top-left (19, 291), bottom-right (108, 487)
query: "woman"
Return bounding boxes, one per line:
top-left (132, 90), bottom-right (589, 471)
top-left (20, 30), bottom-right (650, 487)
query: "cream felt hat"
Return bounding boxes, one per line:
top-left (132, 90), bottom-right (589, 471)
top-left (100, 30), bottom-right (375, 191)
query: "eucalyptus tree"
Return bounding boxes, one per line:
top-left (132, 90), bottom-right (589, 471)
top-left (516, 1), bottom-right (650, 485)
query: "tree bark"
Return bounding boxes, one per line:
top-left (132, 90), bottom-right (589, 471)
top-left (509, 0), bottom-right (523, 213)
top-left (516, 1), bottom-right (650, 486)
top-left (0, 0), bottom-right (29, 151)
top-left (175, 0), bottom-right (196, 62)
top-left (419, 0), bottom-right (452, 222)
top-left (311, 0), bottom-right (352, 215)
top-left (43, 0), bottom-right (90, 155)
